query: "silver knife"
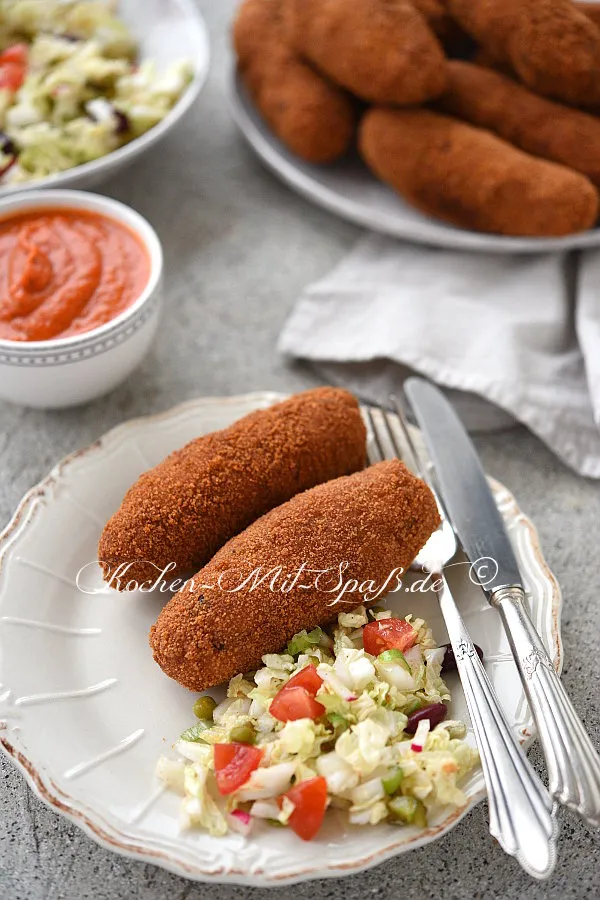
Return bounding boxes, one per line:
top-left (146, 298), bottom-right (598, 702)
top-left (405, 376), bottom-right (600, 827)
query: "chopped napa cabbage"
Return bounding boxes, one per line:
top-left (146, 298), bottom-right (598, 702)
top-left (349, 799), bottom-right (388, 826)
top-left (336, 720), bottom-right (392, 776)
top-left (316, 751), bottom-right (359, 793)
top-left (423, 648), bottom-right (451, 702)
top-left (174, 740), bottom-right (213, 765)
top-left (213, 697), bottom-right (251, 725)
top-left (236, 762), bottom-right (296, 801)
top-left (162, 607), bottom-right (480, 840)
top-left (279, 719), bottom-right (318, 757)
top-left (227, 673), bottom-right (255, 698)
top-left (181, 765), bottom-right (228, 837)
top-left (156, 757), bottom-right (185, 794)
top-left (338, 606), bottom-right (369, 629)
top-left (333, 647), bottom-right (376, 693)
top-left (286, 626), bottom-right (326, 657)
top-left (375, 657), bottom-right (416, 692)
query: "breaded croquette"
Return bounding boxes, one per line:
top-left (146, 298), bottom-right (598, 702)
top-left (359, 108), bottom-right (599, 237)
top-left (447, 0), bottom-right (600, 107)
top-left (99, 388), bottom-right (366, 589)
top-left (283, 0), bottom-right (447, 105)
top-left (149, 459), bottom-right (440, 692)
top-left (233, 0), bottom-right (354, 164)
top-left (439, 62), bottom-right (600, 187)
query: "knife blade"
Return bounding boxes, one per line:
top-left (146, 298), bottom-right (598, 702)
top-left (404, 376), bottom-right (600, 827)
top-left (404, 377), bottom-right (521, 595)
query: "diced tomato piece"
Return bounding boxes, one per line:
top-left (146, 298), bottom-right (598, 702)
top-left (213, 742), bottom-right (263, 795)
top-left (270, 685), bottom-right (325, 722)
top-left (363, 618), bottom-right (417, 656)
top-left (0, 62), bottom-right (25, 92)
top-left (269, 665), bottom-right (325, 722)
top-left (284, 664), bottom-right (323, 696)
top-left (280, 777), bottom-right (328, 841)
top-left (1, 44), bottom-right (28, 66)
top-left (0, 44), bottom-right (27, 92)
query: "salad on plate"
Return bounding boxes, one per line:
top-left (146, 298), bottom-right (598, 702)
top-left (157, 605), bottom-right (479, 841)
top-left (0, 0), bottom-right (193, 183)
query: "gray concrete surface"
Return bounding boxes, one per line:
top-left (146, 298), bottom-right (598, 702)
top-left (1, 2), bottom-right (599, 898)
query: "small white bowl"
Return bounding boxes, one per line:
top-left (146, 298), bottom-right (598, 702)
top-left (0, 189), bottom-right (163, 409)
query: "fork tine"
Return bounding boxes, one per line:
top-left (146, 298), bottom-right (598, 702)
top-left (367, 398), bottom-right (435, 497)
top-left (364, 406), bottom-right (385, 465)
top-left (379, 404), bottom-right (404, 462)
top-left (390, 394), bottom-right (428, 482)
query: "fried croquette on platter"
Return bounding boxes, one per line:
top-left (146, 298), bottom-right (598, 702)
top-left (359, 107), bottom-right (599, 237)
top-left (283, 0), bottom-right (447, 105)
top-left (233, 0), bottom-right (354, 163)
top-left (447, 0), bottom-right (600, 107)
top-left (439, 61), bottom-right (600, 188)
top-left (149, 459), bottom-right (440, 692)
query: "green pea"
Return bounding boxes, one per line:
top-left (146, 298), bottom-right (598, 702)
top-left (193, 695), bottom-right (217, 721)
top-left (229, 723), bottom-right (256, 744)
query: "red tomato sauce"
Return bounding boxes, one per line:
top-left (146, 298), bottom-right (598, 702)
top-left (0, 207), bottom-right (151, 342)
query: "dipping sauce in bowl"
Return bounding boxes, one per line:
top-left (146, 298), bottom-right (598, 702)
top-left (0, 207), bottom-right (151, 341)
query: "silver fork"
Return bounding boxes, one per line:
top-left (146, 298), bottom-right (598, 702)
top-left (365, 403), bottom-right (558, 880)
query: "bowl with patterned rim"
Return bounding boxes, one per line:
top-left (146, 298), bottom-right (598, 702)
top-left (0, 188), bottom-right (163, 408)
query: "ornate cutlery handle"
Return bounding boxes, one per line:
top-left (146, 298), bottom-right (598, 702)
top-left (492, 585), bottom-right (600, 827)
top-left (437, 576), bottom-right (557, 879)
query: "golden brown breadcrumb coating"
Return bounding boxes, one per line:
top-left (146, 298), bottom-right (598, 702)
top-left (232, 0), bottom-right (354, 164)
top-left (438, 62), bottom-right (600, 187)
top-left (149, 459), bottom-right (440, 692)
top-left (99, 388), bottom-right (366, 589)
top-left (445, 0), bottom-right (515, 57)
top-left (411, 0), bottom-right (472, 54)
top-left (359, 108), bottom-right (599, 237)
top-left (447, 0), bottom-right (600, 107)
top-left (283, 0), bottom-right (447, 105)
top-left (575, 1), bottom-right (600, 31)
top-left (471, 47), bottom-right (515, 79)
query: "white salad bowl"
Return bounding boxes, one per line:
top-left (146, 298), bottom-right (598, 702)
top-left (0, 189), bottom-right (163, 408)
top-left (0, 0), bottom-right (210, 196)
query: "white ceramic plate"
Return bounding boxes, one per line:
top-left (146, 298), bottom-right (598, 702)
top-left (0, 0), bottom-right (210, 196)
top-left (0, 393), bottom-right (562, 885)
top-left (229, 70), bottom-right (600, 254)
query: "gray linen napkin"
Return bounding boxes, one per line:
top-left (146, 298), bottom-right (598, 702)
top-left (278, 233), bottom-right (600, 478)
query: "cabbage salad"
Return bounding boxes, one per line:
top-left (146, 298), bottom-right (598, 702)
top-left (157, 605), bottom-right (479, 842)
top-left (0, 1), bottom-right (193, 183)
